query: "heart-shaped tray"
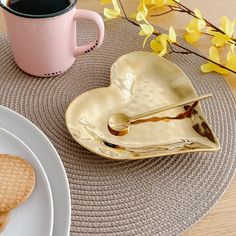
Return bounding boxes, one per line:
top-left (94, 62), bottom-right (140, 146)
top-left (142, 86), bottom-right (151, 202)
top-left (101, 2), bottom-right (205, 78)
top-left (65, 51), bottom-right (219, 160)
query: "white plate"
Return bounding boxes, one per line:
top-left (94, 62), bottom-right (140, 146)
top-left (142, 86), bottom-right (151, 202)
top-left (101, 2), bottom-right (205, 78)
top-left (0, 127), bottom-right (53, 236)
top-left (0, 106), bottom-right (71, 236)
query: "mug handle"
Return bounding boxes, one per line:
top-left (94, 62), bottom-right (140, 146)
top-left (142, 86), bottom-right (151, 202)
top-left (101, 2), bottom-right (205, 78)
top-left (73, 9), bottom-right (105, 56)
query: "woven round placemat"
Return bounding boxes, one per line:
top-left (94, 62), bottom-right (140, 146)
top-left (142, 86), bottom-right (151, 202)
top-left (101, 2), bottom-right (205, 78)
top-left (0, 18), bottom-right (236, 236)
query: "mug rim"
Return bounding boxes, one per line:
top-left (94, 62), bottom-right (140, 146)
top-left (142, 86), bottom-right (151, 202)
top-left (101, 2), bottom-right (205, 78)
top-left (0, 0), bottom-right (77, 19)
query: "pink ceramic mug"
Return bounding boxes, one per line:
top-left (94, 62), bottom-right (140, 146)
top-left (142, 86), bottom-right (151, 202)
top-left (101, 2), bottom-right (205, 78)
top-left (0, 0), bottom-right (105, 77)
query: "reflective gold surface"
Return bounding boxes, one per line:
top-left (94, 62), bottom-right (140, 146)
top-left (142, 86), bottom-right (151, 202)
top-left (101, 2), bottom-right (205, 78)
top-left (65, 51), bottom-right (219, 160)
top-left (107, 94), bottom-right (212, 136)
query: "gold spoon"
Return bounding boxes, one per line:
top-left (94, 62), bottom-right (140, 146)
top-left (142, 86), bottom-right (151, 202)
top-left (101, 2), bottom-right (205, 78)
top-left (108, 94), bottom-right (213, 136)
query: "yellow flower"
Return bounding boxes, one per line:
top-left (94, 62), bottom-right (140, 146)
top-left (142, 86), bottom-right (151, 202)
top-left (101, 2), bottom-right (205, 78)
top-left (184, 28), bottom-right (201, 44)
top-left (167, 0), bottom-right (180, 6)
top-left (184, 9), bottom-right (206, 44)
top-left (168, 26), bottom-right (176, 43)
top-left (130, 0), bottom-right (151, 19)
top-left (211, 16), bottom-right (236, 47)
top-left (201, 46), bottom-right (229, 74)
top-left (136, 0), bottom-right (148, 22)
top-left (151, 0), bottom-right (167, 8)
top-left (150, 34), bottom-right (168, 56)
top-left (139, 23), bottom-right (155, 47)
top-left (133, 0), bottom-right (180, 21)
top-left (211, 32), bottom-right (230, 47)
top-left (221, 16), bottom-right (235, 37)
top-left (104, 0), bottom-right (120, 19)
top-left (100, 0), bottom-right (112, 4)
top-left (226, 45), bottom-right (236, 71)
top-left (144, 0), bottom-right (153, 5)
top-left (150, 26), bottom-right (176, 56)
top-left (149, 0), bottom-right (180, 8)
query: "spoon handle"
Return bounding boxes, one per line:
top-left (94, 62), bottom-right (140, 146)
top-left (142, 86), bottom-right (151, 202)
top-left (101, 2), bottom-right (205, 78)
top-left (132, 94), bottom-right (213, 121)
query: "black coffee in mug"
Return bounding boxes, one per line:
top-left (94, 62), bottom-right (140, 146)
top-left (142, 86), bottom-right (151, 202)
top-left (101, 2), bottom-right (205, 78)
top-left (7, 0), bottom-right (71, 15)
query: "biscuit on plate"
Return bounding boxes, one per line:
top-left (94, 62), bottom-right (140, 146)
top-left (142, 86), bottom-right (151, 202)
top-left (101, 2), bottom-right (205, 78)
top-left (0, 154), bottom-right (35, 232)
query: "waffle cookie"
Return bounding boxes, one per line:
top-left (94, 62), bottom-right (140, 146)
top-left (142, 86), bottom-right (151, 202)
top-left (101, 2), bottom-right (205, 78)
top-left (0, 154), bottom-right (35, 232)
top-left (0, 211), bottom-right (10, 233)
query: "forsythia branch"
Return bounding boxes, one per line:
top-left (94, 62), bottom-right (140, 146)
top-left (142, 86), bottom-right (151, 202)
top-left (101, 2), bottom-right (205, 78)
top-left (112, 0), bottom-right (236, 74)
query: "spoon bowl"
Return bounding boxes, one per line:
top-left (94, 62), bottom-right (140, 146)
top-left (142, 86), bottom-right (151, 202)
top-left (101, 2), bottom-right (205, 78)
top-left (108, 113), bottom-right (131, 136)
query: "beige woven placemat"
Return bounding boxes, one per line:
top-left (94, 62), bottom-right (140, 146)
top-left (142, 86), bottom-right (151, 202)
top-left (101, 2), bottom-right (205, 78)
top-left (0, 18), bottom-right (236, 236)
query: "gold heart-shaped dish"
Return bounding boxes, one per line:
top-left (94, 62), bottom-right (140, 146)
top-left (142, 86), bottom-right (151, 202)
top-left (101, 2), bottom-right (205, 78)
top-left (65, 51), bottom-right (220, 160)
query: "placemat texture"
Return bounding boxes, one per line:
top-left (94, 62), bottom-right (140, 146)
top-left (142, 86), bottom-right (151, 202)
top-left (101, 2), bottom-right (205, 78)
top-left (0, 18), bottom-right (236, 236)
